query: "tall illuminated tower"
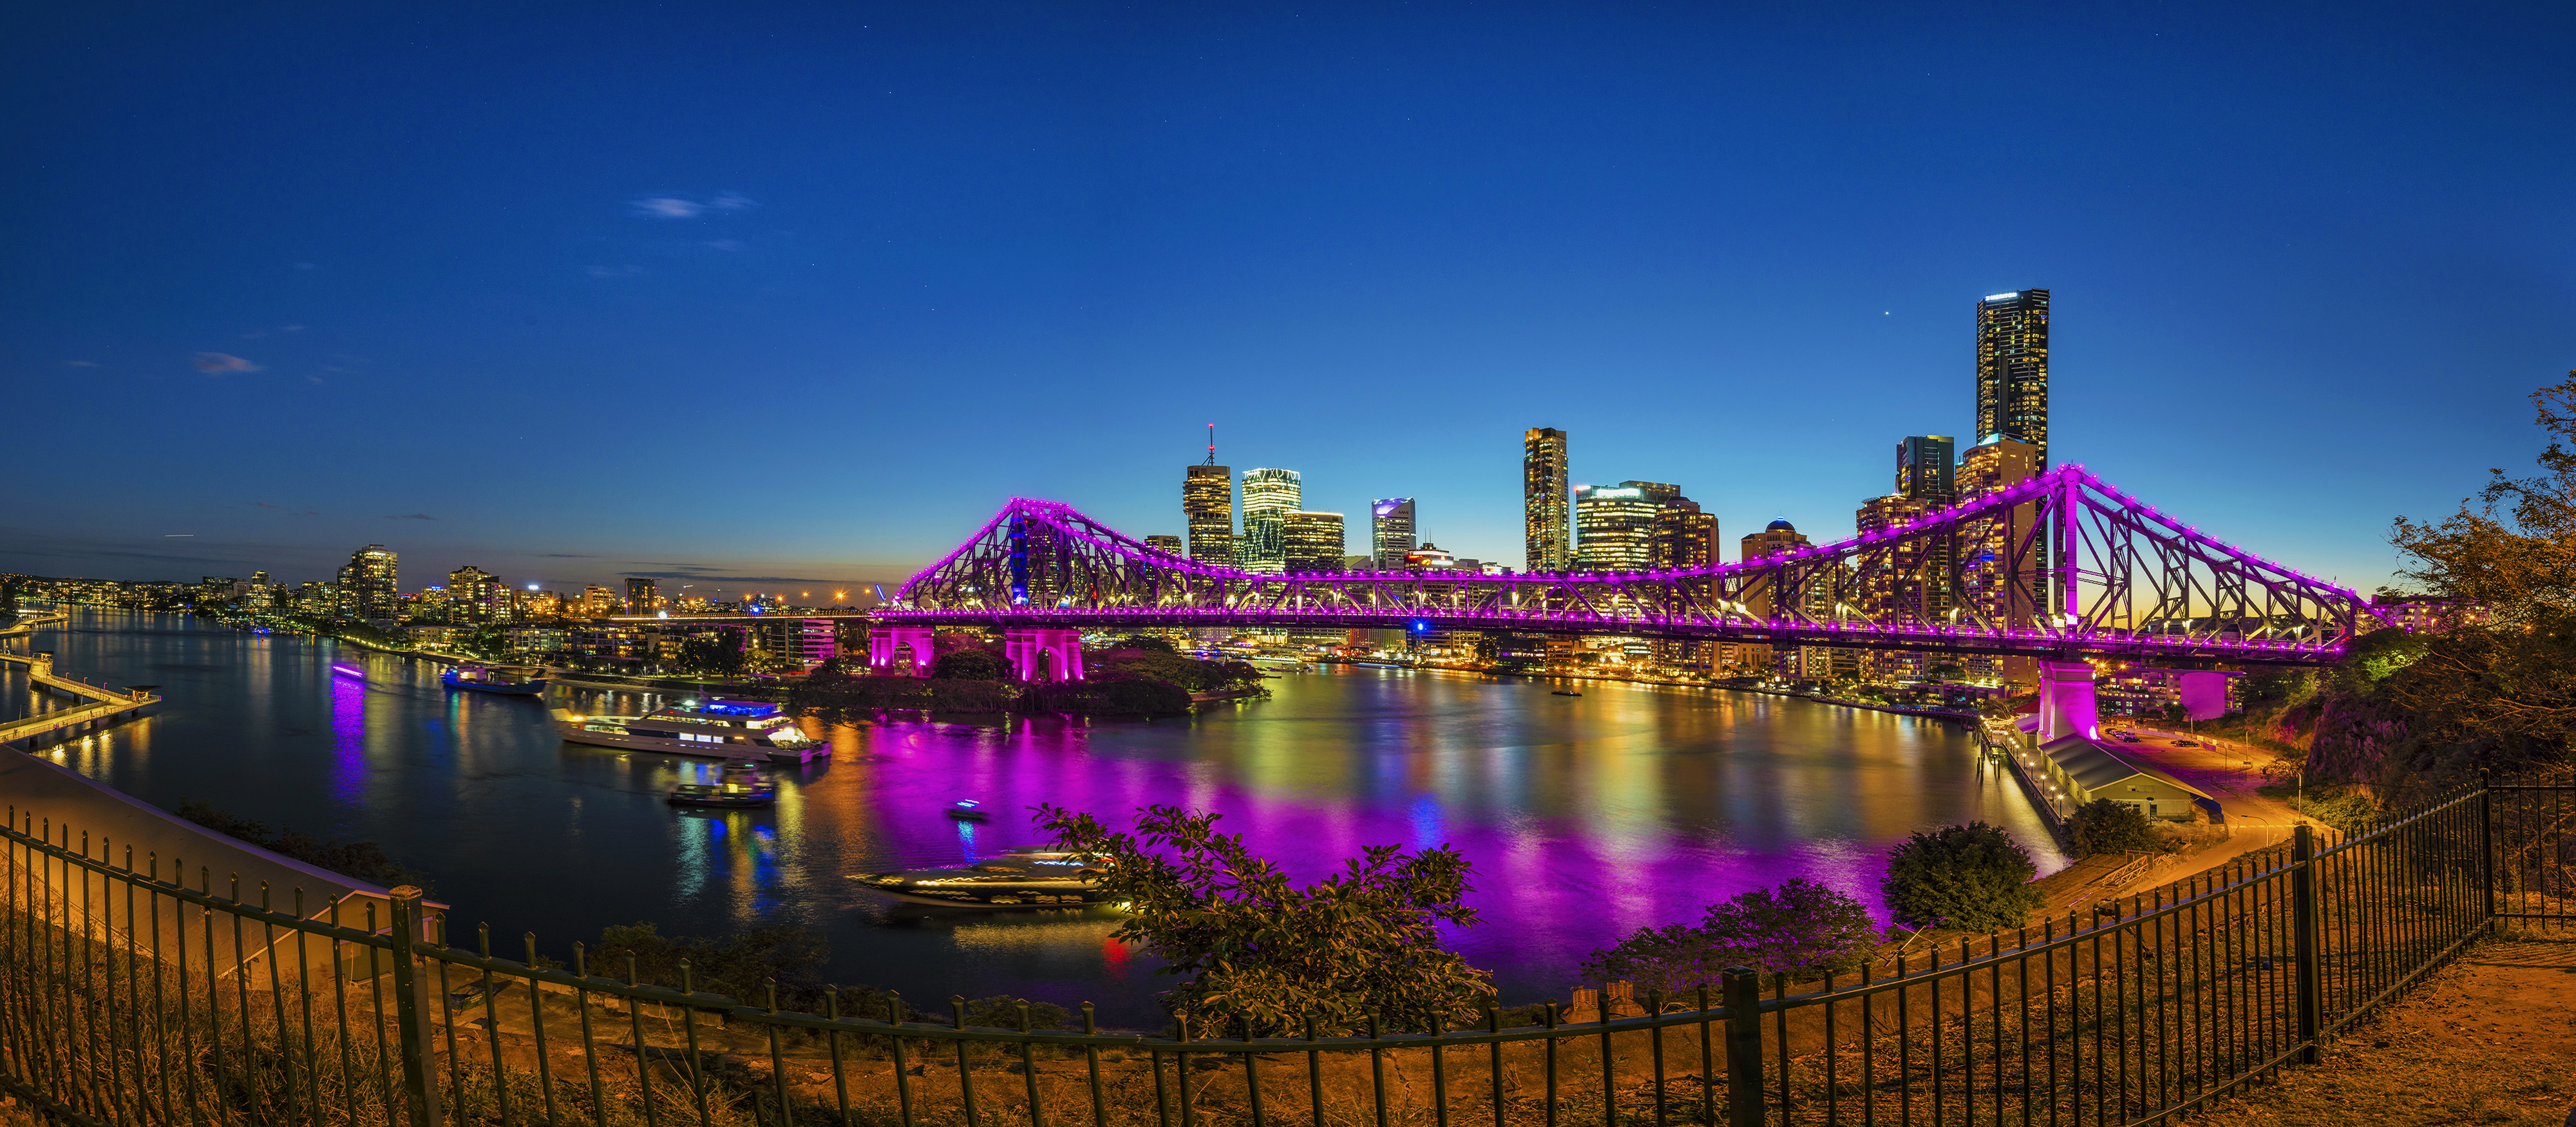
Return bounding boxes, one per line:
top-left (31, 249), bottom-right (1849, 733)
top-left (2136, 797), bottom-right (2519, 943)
top-left (1523, 428), bottom-right (1569, 572)
top-left (1370, 498), bottom-right (1416, 569)
top-left (341, 544), bottom-right (397, 621)
top-left (1975, 290), bottom-right (2050, 468)
top-left (1182, 426), bottom-right (1236, 566)
top-left (1239, 468), bottom-right (1303, 574)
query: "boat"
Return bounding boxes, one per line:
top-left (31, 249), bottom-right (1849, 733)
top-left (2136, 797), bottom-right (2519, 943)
top-left (945, 800), bottom-right (990, 822)
top-left (848, 849), bottom-right (1113, 909)
top-left (666, 762), bottom-right (777, 808)
top-left (552, 699), bottom-right (826, 761)
top-left (1551, 690), bottom-right (1582, 697)
top-left (442, 665), bottom-right (549, 696)
top-left (330, 663), bottom-right (366, 678)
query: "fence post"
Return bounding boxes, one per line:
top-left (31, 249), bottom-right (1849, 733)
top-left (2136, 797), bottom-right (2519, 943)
top-left (2478, 768), bottom-right (2496, 933)
top-left (386, 887), bottom-right (448, 1127)
top-left (2290, 824), bottom-right (2322, 1065)
top-left (1722, 967), bottom-right (1763, 1127)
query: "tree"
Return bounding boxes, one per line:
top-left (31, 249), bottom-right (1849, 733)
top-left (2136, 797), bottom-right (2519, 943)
top-left (677, 635), bottom-right (746, 676)
top-left (1113, 634), bottom-right (1179, 654)
top-left (1034, 804), bottom-right (1495, 1036)
top-left (2066, 800), bottom-right (2161, 856)
top-left (933, 648), bottom-right (1009, 681)
top-left (1926, 661), bottom-right (1966, 682)
top-left (1578, 878), bottom-right (1880, 993)
top-left (1880, 822), bottom-right (2043, 931)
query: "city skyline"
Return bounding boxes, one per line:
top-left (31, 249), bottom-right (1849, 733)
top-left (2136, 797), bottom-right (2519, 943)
top-left (6, 6), bottom-right (2571, 595)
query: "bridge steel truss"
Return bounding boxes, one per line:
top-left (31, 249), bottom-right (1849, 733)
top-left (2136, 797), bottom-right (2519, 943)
top-left (882, 464), bottom-right (2390, 666)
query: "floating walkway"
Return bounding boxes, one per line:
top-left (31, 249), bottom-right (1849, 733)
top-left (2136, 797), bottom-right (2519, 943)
top-left (0, 626), bottom-right (158, 746)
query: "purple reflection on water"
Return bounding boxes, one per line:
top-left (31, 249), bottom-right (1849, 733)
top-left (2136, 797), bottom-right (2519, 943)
top-left (328, 664), bottom-right (367, 804)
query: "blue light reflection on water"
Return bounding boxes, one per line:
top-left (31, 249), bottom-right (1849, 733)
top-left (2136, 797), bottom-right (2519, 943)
top-left (8, 607), bottom-right (2065, 1027)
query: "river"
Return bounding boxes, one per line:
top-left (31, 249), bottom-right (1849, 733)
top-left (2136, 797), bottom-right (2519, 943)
top-left (1, 607), bottom-right (2064, 1025)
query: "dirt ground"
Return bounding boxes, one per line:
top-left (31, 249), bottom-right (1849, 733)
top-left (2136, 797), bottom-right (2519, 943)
top-left (2183, 931), bottom-right (2576, 1126)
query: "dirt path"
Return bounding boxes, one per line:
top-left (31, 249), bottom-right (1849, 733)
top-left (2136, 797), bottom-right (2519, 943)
top-left (2087, 724), bottom-right (2313, 899)
top-left (2184, 932), bottom-right (2576, 1125)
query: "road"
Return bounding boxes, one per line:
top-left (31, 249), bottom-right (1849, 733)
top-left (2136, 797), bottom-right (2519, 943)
top-left (2096, 721), bottom-right (2311, 898)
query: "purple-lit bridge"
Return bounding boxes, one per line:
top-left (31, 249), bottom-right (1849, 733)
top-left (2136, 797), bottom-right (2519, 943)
top-left (874, 464), bottom-right (2395, 740)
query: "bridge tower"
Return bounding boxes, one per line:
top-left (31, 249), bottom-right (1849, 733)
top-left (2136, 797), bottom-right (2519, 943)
top-left (1004, 629), bottom-right (1086, 682)
top-left (2035, 660), bottom-right (2099, 743)
top-left (868, 627), bottom-right (936, 677)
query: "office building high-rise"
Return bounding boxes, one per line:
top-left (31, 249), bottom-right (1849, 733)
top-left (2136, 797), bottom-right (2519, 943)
top-left (1240, 468), bottom-right (1303, 574)
top-left (1650, 498), bottom-right (1721, 570)
top-left (1183, 464), bottom-right (1236, 566)
top-left (1975, 290), bottom-right (2050, 468)
top-left (341, 544), bottom-right (397, 622)
top-left (1956, 435), bottom-right (2042, 685)
top-left (1897, 435), bottom-right (1957, 507)
top-left (1370, 498), bottom-right (1416, 569)
top-left (1523, 428), bottom-right (1570, 572)
top-left (1283, 511), bottom-right (1347, 573)
top-left (1573, 483), bottom-right (1661, 571)
top-left (449, 565), bottom-right (506, 624)
top-left (625, 577), bottom-right (659, 613)
top-left (1142, 534), bottom-right (1185, 556)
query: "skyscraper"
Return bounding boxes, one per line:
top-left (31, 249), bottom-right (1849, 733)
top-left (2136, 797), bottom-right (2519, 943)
top-left (1975, 290), bottom-right (2050, 468)
top-left (1283, 511), bottom-right (1347, 573)
top-left (341, 544), bottom-right (397, 622)
top-left (1142, 535), bottom-right (1184, 556)
top-left (449, 565), bottom-right (505, 624)
top-left (1183, 435), bottom-right (1237, 567)
top-left (1649, 498), bottom-right (1720, 569)
top-left (1522, 428), bottom-right (1570, 571)
top-left (1957, 435), bottom-right (2042, 685)
top-left (1239, 468), bottom-right (1302, 574)
top-left (626, 577), bottom-right (659, 613)
top-left (1897, 435), bottom-right (1956, 507)
top-left (1573, 483), bottom-right (1660, 571)
top-left (1370, 498), bottom-right (1416, 569)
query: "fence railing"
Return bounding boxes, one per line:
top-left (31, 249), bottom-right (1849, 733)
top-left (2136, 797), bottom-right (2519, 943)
top-left (0, 777), bottom-right (2560, 1127)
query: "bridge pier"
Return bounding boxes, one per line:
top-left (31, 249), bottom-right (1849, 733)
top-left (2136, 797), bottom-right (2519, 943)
top-left (867, 627), bottom-right (937, 677)
top-left (2036, 660), bottom-right (2100, 743)
top-left (1004, 629), bottom-right (1085, 683)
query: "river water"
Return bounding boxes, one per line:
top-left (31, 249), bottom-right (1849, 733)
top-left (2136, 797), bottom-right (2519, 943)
top-left (3, 607), bottom-right (2063, 1025)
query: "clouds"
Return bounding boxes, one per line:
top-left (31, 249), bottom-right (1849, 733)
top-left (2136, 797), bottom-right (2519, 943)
top-left (64, 360), bottom-right (98, 368)
top-left (627, 192), bottom-right (755, 219)
top-left (384, 513), bottom-right (436, 521)
top-left (192, 352), bottom-right (262, 374)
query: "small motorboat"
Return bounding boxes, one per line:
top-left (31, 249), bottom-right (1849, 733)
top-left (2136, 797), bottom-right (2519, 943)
top-left (945, 800), bottom-right (991, 822)
top-left (443, 665), bottom-right (549, 696)
top-left (331, 663), bottom-right (366, 678)
top-left (849, 849), bottom-right (1113, 909)
top-left (667, 762), bottom-right (778, 808)
top-left (1551, 690), bottom-right (1582, 697)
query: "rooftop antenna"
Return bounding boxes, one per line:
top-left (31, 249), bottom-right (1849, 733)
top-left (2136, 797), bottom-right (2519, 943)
top-left (1204, 423), bottom-right (1217, 466)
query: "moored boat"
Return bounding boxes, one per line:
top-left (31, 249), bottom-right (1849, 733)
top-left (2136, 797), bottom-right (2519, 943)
top-left (552, 699), bottom-right (826, 761)
top-left (443, 665), bottom-right (549, 695)
top-left (667, 761), bottom-right (777, 808)
top-left (848, 849), bottom-right (1113, 909)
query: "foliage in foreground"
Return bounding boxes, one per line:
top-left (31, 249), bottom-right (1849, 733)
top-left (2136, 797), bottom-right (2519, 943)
top-left (1880, 821), bottom-right (2043, 931)
top-left (1036, 803), bottom-right (1495, 1036)
top-left (2066, 799), bottom-right (2161, 856)
top-left (1578, 877), bottom-right (1880, 992)
top-left (174, 799), bottom-right (431, 890)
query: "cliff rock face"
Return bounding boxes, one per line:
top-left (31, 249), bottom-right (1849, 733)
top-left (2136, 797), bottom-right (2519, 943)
top-left (2299, 691), bottom-right (2414, 783)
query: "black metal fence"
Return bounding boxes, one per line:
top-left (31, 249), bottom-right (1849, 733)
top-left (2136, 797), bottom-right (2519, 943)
top-left (0, 776), bottom-right (2561, 1127)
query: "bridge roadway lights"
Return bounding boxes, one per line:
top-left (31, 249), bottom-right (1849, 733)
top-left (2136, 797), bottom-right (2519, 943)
top-left (1003, 629), bottom-right (1085, 683)
top-left (2036, 660), bottom-right (2100, 743)
top-left (867, 626), bottom-right (937, 677)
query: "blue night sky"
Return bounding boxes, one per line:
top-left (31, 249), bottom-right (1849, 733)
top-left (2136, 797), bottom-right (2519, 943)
top-left (5, 3), bottom-right (2570, 599)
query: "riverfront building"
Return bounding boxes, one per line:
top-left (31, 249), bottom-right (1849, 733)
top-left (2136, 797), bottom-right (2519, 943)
top-left (1283, 511), bottom-right (1347, 573)
top-left (1523, 428), bottom-right (1571, 572)
top-left (1975, 290), bottom-right (2050, 468)
top-left (1142, 534), bottom-right (1184, 556)
top-left (339, 545), bottom-right (398, 623)
top-left (447, 565), bottom-right (506, 625)
top-left (1183, 462), bottom-right (1237, 565)
top-left (1573, 483), bottom-right (1662, 571)
top-left (1239, 469), bottom-right (1303, 574)
top-left (1898, 435), bottom-right (1956, 506)
top-left (1371, 498), bottom-right (1416, 569)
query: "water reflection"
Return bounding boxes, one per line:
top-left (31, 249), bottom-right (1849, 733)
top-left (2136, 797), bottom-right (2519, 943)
top-left (8, 608), bottom-right (2064, 1025)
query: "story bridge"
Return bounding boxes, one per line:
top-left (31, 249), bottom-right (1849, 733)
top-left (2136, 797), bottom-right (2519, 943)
top-left (871, 463), bottom-right (2395, 740)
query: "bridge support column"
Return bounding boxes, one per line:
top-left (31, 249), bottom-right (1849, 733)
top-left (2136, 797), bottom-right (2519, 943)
top-left (2037, 660), bottom-right (2099, 743)
top-left (868, 627), bottom-right (936, 677)
top-left (1004, 629), bottom-right (1086, 682)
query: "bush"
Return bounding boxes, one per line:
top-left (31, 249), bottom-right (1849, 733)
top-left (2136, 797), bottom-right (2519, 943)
top-left (175, 800), bottom-right (430, 891)
top-left (590, 921), bottom-right (830, 1003)
top-left (2067, 799), bottom-right (2161, 856)
top-left (1578, 877), bottom-right (1880, 992)
top-left (1036, 804), bottom-right (1494, 1036)
top-left (933, 649), bottom-right (1009, 681)
top-left (1880, 822), bottom-right (2043, 931)
top-left (1023, 678), bottom-right (1192, 717)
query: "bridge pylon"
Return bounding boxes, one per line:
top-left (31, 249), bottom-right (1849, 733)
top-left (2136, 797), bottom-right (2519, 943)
top-left (868, 626), bottom-right (936, 677)
top-left (2036, 660), bottom-right (2100, 743)
top-left (1004, 629), bottom-right (1084, 682)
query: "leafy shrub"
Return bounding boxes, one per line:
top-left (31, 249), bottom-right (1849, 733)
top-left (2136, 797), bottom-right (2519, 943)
top-left (933, 649), bottom-right (1009, 681)
top-left (1577, 877), bottom-right (1880, 992)
top-left (1880, 822), bottom-right (2044, 931)
top-left (590, 921), bottom-right (830, 1003)
top-left (175, 800), bottom-right (430, 891)
top-left (1023, 678), bottom-right (1192, 717)
top-left (1036, 804), bottom-right (1494, 1036)
top-left (2067, 799), bottom-right (2161, 855)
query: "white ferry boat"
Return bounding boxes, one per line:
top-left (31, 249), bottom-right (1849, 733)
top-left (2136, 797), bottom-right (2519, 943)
top-left (551, 699), bottom-right (828, 762)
